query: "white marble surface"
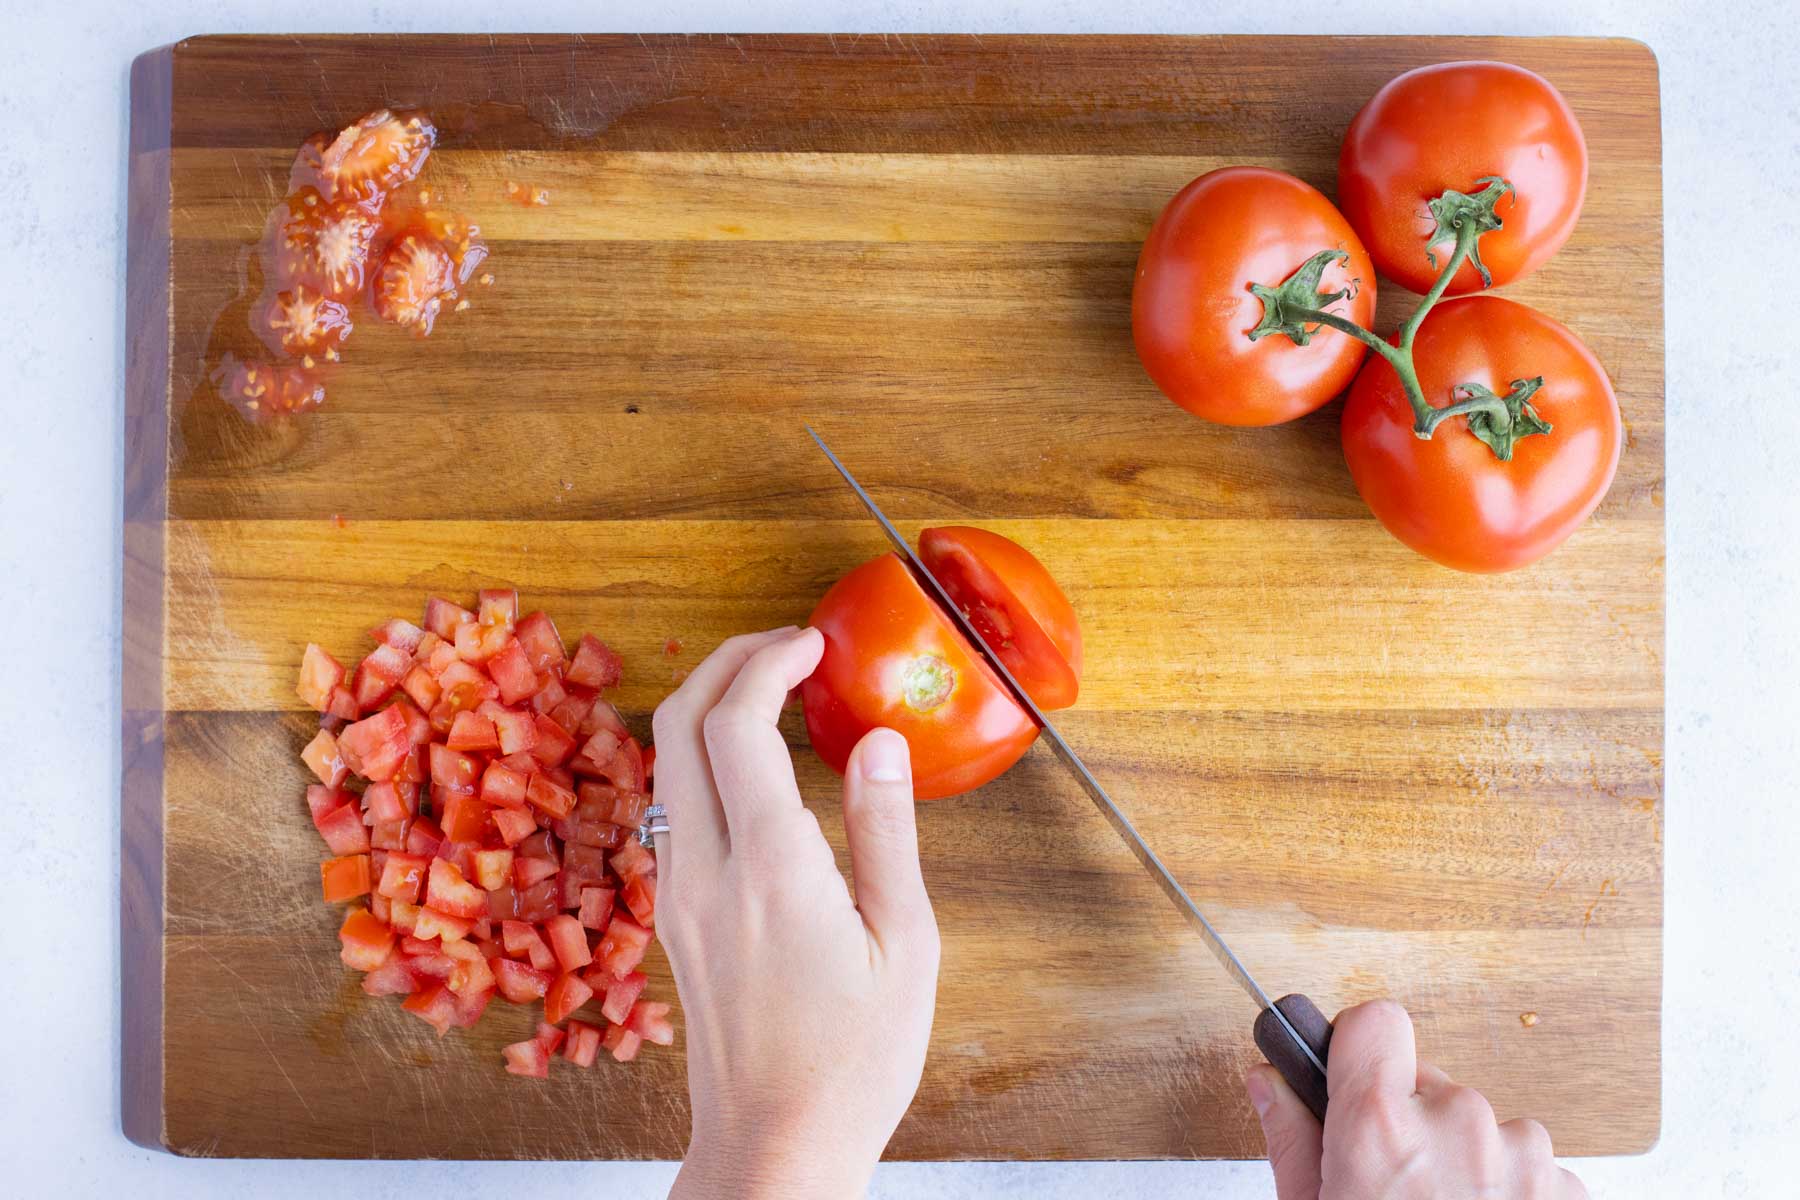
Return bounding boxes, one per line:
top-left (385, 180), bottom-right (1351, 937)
top-left (2, 1), bottom-right (1795, 1195)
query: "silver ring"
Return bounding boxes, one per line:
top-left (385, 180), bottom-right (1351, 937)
top-left (638, 803), bottom-right (669, 847)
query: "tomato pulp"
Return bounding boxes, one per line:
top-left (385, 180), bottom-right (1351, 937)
top-left (1132, 166), bottom-right (1376, 426)
top-left (1341, 296), bottom-right (1621, 573)
top-left (802, 528), bottom-right (1081, 800)
top-left (1338, 61), bottom-right (1587, 295)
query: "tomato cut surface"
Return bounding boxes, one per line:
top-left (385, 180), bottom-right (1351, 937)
top-left (296, 590), bottom-right (670, 1080)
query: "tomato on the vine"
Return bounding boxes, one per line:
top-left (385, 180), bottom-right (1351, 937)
top-left (1338, 61), bottom-right (1587, 295)
top-left (1132, 166), bottom-right (1376, 426)
top-left (802, 528), bottom-right (1080, 800)
top-left (1340, 295), bottom-right (1621, 573)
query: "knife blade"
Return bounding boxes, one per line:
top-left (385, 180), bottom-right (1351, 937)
top-left (806, 424), bottom-right (1335, 1120)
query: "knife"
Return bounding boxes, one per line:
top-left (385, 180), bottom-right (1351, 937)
top-left (806, 425), bottom-right (1336, 1121)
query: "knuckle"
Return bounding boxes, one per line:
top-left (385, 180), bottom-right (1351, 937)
top-left (651, 700), bottom-right (687, 745)
top-left (1506, 1117), bottom-right (1554, 1160)
top-left (1446, 1083), bottom-right (1497, 1130)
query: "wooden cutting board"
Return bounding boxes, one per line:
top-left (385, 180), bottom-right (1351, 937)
top-left (123, 34), bottom-right (1664, 1159)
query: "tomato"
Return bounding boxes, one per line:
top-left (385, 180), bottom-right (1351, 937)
top-left (298, 591), bottom-right (675, 1078)
top-left (1132, 166), bottom-right (1376, 426)
top-left (602, 1023), bottom-right (642, 1063)
top-left (599, 970), bottom-right (648, 1026)
top-left (917, 526), bottom-right (1083, 709)
top-left (802, 553), bottom-right (1038, 800)
top-left (626, 1000), bottom-right (675, 1047)
top-left (1338, 61), bottom-right (1587, 295)
top-left (1341, 296), bottom-right (1620, 572)
top-left (315, 109), bottom-right (436, 204)
top-left (563, 1020), bottom-right (602, 1068)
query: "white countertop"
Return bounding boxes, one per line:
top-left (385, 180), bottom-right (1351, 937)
top-left (3, 0), bottom-right (1796, 1195)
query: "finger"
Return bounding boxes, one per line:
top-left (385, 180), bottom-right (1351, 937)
top-left (1554, 1166), bottom-right (1590, 1199)
top-left (842, 727), bottom-right (935, 958)
top-left (1327, 1000), bottom-right (1419, 1106)
top-left (651, 627), bottom-right (798, 877)
top-left (1246, 1065), bottom-right (1323, 1200)
top-left (702, 627), bottom-right (824, 841)
top-left (1413, 1061), bottom-right (1452, 1095)
top-left (1499, 1118), bottom-right (1564, 1198)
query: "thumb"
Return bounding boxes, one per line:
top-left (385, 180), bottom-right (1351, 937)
top-left (1247, 1065), bottom-right (1324, 1200)
top-left (841, 728), bottom-right (937, 956)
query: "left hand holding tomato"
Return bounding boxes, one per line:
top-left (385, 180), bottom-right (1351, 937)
top-left (655, 627), bottom-right (941, 1199)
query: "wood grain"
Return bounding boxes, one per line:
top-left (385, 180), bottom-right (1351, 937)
top-left (124, 34), bottom-right (1664, 1160)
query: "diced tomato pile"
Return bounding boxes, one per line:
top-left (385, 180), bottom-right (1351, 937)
top-left (298, 591), bottom-right (671, 1077)
top-left (214, 109), bottom-right (492, 421)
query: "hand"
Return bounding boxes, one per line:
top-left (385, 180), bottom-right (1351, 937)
top-left (1248, 1001), bottom-right (1587, 1199)
top-left (654, 627), bottom-right (941, 1200)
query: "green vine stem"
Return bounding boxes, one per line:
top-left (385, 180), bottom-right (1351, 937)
top-left (1245, 178), bottom-right (1551, 459)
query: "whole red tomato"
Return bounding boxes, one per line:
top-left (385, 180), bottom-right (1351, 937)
top-left (802, 528), bottom-right (1081, 800)
top-left (1341, 295), bottom-right (1621, 573)
top-left (1338, 61), bottom-right (1587, 295)
top-left (1132, 166), bottom-right (1376, 426)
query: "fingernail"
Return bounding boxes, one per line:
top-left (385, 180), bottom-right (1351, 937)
top-left (1246, 1069), bottom-right (1276, 1119)
top-left (860, 728), bottom-right (909, 783)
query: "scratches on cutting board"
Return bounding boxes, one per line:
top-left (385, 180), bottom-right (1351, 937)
top-left (1581, 879), bottom-right (1618, 939)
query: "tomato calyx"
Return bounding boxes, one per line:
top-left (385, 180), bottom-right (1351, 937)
top-left (1246, 176), bottom-right (1557, 461)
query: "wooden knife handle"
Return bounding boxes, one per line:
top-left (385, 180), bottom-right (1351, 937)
top-left (1253, 993), bottom-right (1334, 1123)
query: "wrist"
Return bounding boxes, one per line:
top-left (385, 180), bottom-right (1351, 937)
top-left (673, 1128), bottom-right (875, 1200)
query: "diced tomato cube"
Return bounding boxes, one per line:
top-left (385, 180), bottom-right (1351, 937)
top-left (326, 687), bottom-right (361, 720)
top-left (351, 642), bottom-right (410, 711)
top-left (453, 620), bottom-right (492, 664)
top-left (642, 744), bottom-right (654, 781)
top-left (427, 638), bottom-right (461, 677)
top-left (601, 1023), bottom-right (642, 1063)
top-left (600, 969), bottom-right (647, 1025)
top-left (529, 714), bottom-right (576, 768)
top-left (494, 957), bottom-right (555, 1003)
top-left (423, 596), bottom-right (475, 640)
top-left (561, 841), bottom-right (607, 882)
top-left (360, 954), bottom-right (415, 996)
top-left (492, 708), bottom-right (539, 755)
top-left (534, 1021), bottom-right (567, 1055)
top-left (565, 634), bottom-right (622, 690)
top-left (438, 793), bottom-right (490, 844)
top-left (596, 915), bottom-right (652, 980)
top-left (368, 888), bottom-right (391, 923)
top-left (402, 984), bottom-right (459, 1037)
top-left (554, 814), bottom-right (625, 850)
top-left (371, 819), bottom-right (411, 851)
top-left (406, 815), bottom-right (445, 858)
top-left (487, 639), bottom-right (540, 706)
top-left (443, 938), bottom-right (496, 995)
top-left (576, 781), bottom-right (648, 829)
top-left (513, 855), bottom-right (559, 890)
top-left (385, 699), bottom-right (428, 749)
top-left (502, 1037), bottom-right (550, 1078)
top-left (438, 660), bottom-right (500, 711)
top-left (446, 710), bottom-right (500, 753)
top-left (577, 728), bottom-right (621, 770)
top-left (500, 919), bottom-right (537, 954)
top-left (525, 771), bottom-right (576, 818)
top-left (611, 837), bottom-right (655, 883)
top-left (426, 858), bottom-right (487, 919)
top-left (530, 671), bottom-right (568, 716)
top-left (543, 913), bottom-right (593, 972)
top-left (472, 848), bottom-right (514, 890)
top-left (301, 729), bottom-right (349, 788)
top-left (413, 906), bottom-right (474, 943)
top-left (338, 907), bottom-right (394, 972)
top-left (545, 971), bottom-right (594, 1024)
top-left (578, 886), bottom-right (616, 932)
top-left (622, 874), bottom-right (657, 928)
top-left (321, 853), bottom-right (372, 902)
top-left (549, 693), bottom-right (597, 738)
top-left (586, 737), bottom-right (646, 792)
top-left (298, 643), bottom-right (347, 712)
top-left (377, 851), bottom-right (429, 903)
top-left (429, 743), bottom-right (482, 797)
top-left (306, 783), bottom-right (349, 824)
top-left (479, 760), bottom-right (529, 809)
top-left (401, 665), bottom-right (441, 711)
top-left (626, 1000), bottom-right (675, 1046)
top-left (491, 807), bottom-right (538, 847)
top-left (339, 706), bottom-right (411, 781)
top-left (393, 744), bottom-right (428, 784)
top-left (563, 1019), bottom-right (602, 1067)
top-left (389, 900), bottom-right (421, 934)
top-left (451, 984), bottom-right (493, 1028)
top-left (478, 588), bottom-right (519, 629)
top-left (582, 699), bottom-right (630, 740)
top-left (513, 878), bottom-right (560, 923)
top-left (311, 800), bottom-right (367, 855)
top-left (514, 611), bottom-right (565, 672)
top-left (369, 617), bottom-right (426, 655)
top-left (363, 781), bottom-right (407, 823)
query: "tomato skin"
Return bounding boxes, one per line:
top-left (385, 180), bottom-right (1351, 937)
top-left (1338, 61), bottom-right (1587, 295)
top-left (1341, 295), bottom-right (1621, 573)
top-left (918, 526), bottom-right (1083, 710)
top-left (802, 553), bottom-right (1040, 801)
top-left (1132, 166), bottom-right (1376, 426)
